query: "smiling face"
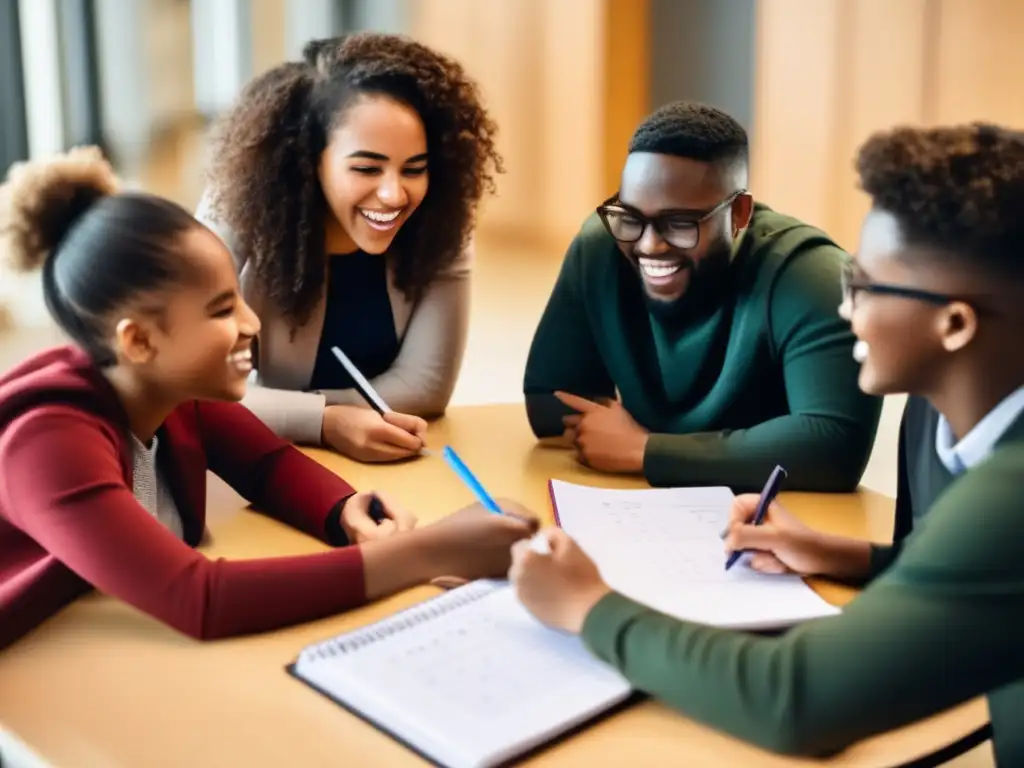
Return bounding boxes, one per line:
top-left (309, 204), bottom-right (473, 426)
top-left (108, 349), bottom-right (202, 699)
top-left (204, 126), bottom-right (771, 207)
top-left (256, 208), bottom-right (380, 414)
top-left (117, 227), bottom-right (262, 403)
top-left (843, 209), bottom-right (981, 397)
top-left (612, 152), bottom-right (752, 305)
top-left (318, 94), bottom-right (429, 254)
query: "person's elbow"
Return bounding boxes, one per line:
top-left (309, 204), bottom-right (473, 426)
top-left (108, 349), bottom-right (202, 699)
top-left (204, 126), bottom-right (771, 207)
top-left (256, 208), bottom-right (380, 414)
top-left (728, 702), bottom-right (854, 758)
top-left (388, 381), bottom-right (454, 419)
top-left (524, 392), bottom-right (566, 439)
top-left (786, 417), bottom-right (878, 493)
top-left (750, 723), bottom-right (849, 759)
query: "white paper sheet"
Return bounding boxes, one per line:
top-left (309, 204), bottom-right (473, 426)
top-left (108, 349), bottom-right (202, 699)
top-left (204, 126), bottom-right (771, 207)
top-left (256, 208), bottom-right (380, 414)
top-left (551, 481), bottom-right (841, 629)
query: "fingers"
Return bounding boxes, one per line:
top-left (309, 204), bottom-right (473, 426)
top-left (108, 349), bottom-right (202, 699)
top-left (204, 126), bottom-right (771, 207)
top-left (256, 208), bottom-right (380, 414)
top-left (502, 512), bottom-right (539, 536)
top-left (507, 540), bottom-right (533, 582)
top-left (375, 420), bottom-right (425, 452)
top-left (574, 443), bottom-right (590, 468)
top-left (430, 575), bottom-right (469, 590)
top-left (562, 414), bottom-right (582, 429)
top-left (373, 491), bottom-right (418, 531)
top-left (544, 527), bottom-right (573, 555)
top-left (747, 553), bottom-right (790, 574)
top-left (510, 538), bottom-right (532, 562)
top-left (729, 494), bottom-right (763, 527)
top-left (344, 497), bottom-right (385, 542)
top-left (495, 499), bottom-right (540, 532)
top-left (554, 391), bottom-right (602, 413)
top-left (360, 442), bottom-right (420, 462)
top-left (383, 411), bottom-right (429, 438)
top-left (725, 523), bottom-right (781, 555)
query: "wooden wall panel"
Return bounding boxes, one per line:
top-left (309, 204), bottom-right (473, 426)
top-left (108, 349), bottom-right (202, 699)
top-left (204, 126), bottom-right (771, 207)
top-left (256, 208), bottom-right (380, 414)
top-left (409, 0), bottom-right (648, 248)
top-left (751, 0), bottom-right (1023, 500)
top-left (931, 0), bottom-right (1024, 128)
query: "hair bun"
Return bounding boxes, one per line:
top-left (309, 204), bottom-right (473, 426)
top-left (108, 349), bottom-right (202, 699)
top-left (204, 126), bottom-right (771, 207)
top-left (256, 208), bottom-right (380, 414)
top-left (0, 145), bottom-right (119, 274)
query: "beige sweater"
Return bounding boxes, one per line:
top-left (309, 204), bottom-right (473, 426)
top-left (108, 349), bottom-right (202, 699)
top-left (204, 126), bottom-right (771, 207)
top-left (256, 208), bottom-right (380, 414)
top-left (195, 193), bottom-right (471, 446)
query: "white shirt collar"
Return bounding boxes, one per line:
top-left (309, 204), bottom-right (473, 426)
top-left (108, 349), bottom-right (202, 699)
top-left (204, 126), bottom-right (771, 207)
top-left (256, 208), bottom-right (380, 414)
top-left (935, 385), bottom-right (1024, 474)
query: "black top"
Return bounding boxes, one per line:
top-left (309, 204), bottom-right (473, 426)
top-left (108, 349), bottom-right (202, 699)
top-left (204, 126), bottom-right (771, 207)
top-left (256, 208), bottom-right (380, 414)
top-left (870, 395), bottom-right (956, 576)
top-left (894, 395), bottom-right (955, 542)
top-left (308, 252), bottom-right (400, 391)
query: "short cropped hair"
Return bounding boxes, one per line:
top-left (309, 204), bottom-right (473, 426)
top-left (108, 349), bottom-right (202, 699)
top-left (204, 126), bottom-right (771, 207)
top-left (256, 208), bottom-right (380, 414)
top-left (856, 123), bottom-right (1024, 280)
top-left (628, 101), bottom-right (748, 170)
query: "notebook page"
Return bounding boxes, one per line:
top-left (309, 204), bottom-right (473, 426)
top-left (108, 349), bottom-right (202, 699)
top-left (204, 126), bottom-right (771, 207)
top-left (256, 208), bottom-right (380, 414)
top-left (295, 580), bottom-right (631, 768)
top-left (551, 481), bottom-right (840, 629)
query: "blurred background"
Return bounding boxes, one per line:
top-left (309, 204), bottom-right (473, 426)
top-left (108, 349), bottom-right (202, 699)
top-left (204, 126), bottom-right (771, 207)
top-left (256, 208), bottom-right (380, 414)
top-left (2, 0), bottom-right (1024, 507)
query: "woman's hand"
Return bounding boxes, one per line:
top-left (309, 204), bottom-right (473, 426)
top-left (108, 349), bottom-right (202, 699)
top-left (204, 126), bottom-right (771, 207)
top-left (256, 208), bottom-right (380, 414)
top-left (321, 405), bottom-right (427, 462)
top-left (509, 528), bottom-right (611, 634)
top-left (340, 491), bottom-right (418, 544)
top-left (723, 495), bottom-right (842, 577)
top-left (427, 499), bottom-right (539, 583)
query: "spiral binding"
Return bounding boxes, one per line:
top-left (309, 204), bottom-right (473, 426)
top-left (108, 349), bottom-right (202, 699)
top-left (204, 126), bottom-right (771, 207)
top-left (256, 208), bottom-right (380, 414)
top-left (301, 580), bottom-right (502, 662)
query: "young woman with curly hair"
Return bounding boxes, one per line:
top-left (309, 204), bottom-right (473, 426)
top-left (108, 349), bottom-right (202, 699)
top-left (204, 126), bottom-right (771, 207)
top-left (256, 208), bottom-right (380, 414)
top-left (0, 147), bottom-right (535, 650)
top-left (198, 33), bottom-right (503, 463)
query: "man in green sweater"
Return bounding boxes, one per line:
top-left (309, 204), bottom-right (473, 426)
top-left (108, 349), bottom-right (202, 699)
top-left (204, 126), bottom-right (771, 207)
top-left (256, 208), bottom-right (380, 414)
top-left (510, 123), bottom-right (1024, 764)
top-left (523, 102), bottom-right (881, 492)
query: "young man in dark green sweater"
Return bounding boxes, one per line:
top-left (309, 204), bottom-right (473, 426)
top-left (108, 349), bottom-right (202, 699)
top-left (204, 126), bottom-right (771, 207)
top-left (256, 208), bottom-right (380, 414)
top-left (510, 123), bottom-right (1024, 764)
top-left (523, 102), bottom-right (881, 492)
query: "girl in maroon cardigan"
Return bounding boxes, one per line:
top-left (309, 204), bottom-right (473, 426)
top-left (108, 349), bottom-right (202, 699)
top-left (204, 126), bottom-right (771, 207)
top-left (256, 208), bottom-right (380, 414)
top-left (0, 147), bottom-right (536, 649)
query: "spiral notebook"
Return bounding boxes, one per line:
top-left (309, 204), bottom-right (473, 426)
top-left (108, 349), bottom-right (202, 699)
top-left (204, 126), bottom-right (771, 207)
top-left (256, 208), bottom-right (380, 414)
top-left (549, 480), bottom-right (841, 629)
top-left (287, 579), bottom-right (632, 768)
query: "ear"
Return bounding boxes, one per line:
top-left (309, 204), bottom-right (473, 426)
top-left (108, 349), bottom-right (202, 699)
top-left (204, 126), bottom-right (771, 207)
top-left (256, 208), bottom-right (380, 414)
top-left (937, 301), bottom-right (978, 353)
top-left (731, 193), bottom-right (754, 235)
top-left (113, 317), bottom-right (157, 365)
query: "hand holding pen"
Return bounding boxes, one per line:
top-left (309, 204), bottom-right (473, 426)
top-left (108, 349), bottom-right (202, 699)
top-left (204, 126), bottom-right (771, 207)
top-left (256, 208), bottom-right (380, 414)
top-left (724, 465), bottom-right (787, 571)
top-left (722, 465), bottom-right (860, 577)
top-left (323, 346), bottom-right (431, 461)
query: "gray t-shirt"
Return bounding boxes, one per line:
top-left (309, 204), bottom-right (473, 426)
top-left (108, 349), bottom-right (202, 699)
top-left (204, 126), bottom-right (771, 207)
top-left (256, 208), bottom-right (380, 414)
top-left (130, 433), bottom-right (184, 540)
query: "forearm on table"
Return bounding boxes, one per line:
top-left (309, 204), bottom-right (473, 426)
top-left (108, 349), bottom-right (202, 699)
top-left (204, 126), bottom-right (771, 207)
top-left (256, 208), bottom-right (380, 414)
top-left (320, 368), bottom-right (455, 417)
top-left (200, 548), bottom-right (366, 639)
top-left (358, 525), bottom-right (458, 600)
top-left (580, 589), bottom-right (1013, 757)
top-left (643, 415), bottom-right (874, 493)
top-left (240, 385), bottom-right (326, 445)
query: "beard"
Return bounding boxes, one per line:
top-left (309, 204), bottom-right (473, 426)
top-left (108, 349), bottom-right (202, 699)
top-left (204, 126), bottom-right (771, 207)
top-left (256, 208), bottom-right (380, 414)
top-left (642, 236), bottom-right (736, 325)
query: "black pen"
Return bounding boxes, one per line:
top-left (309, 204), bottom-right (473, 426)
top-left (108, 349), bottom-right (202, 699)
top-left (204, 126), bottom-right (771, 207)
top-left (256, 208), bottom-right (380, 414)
top-left (368, 495), bottom-right (388, 524)
top-left (725, 464), bottom-right (788, 571)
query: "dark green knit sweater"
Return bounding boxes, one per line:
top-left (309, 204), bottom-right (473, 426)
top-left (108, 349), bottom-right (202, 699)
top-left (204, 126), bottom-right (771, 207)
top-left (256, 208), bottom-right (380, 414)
top-left (523, 204), bottom-right (882, 492)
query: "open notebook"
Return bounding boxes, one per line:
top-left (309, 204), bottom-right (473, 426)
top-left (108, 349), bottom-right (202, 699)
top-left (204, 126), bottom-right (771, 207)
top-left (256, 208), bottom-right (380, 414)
top-left (550, 480), bottom-right (841, 629)
top-left (288, 579), bottom-right (633, 768)
top-left (289, 483), bottom-right (840, 766)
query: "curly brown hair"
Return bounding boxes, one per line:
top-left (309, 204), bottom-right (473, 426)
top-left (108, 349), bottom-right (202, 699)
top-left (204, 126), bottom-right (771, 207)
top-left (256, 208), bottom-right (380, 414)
top-left (856, 123), bottom-right (1024, 279)
top-left (203, 33), bottom-right (503, 330)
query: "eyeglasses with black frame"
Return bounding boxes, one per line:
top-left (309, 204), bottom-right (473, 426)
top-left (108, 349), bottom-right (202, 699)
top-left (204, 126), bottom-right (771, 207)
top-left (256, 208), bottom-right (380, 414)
top-left (840, 259), bottom-right (991, 314)
top-left (596, 190), bottom-right (745, 250)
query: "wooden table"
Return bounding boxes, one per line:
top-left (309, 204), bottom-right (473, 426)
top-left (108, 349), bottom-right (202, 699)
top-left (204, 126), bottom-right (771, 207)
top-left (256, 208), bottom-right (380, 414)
top-left (0, 405), bottom-right (989, 767)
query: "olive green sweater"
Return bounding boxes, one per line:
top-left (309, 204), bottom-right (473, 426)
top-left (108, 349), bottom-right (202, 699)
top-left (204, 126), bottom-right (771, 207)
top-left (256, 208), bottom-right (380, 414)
top-left (523, 204), bottom-right (882, 492)
top-left (580, 412), bottom-right (1024, 765)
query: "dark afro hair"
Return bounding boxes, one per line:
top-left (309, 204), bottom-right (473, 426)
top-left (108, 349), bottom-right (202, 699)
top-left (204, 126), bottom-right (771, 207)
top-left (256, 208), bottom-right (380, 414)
top-left (856, 123), bottom-right (1024, 280)
top-left (628, 101), bottom-right (748, 169)
top-left (203, 33), bottom-right (503, 330)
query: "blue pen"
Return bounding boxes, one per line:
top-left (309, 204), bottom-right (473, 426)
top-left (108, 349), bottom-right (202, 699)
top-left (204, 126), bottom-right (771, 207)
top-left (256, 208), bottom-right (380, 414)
top-left (442, 446), bottom-right (503, 515)
top-left (725, 464), bottom-right (788, 571)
